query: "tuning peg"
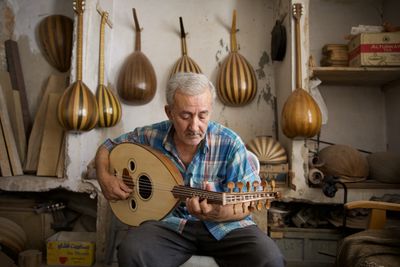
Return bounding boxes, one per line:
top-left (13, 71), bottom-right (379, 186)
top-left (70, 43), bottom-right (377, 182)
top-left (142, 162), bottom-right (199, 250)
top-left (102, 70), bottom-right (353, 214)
top-left (264, 199), bottom-right (271, 210)
top-left (227, 181), bottom-right (235, 193)
top-left (248, 202), bottom-right (255, 212)
top-left (271, 179), bottom-right (276, 191)
top-left (261, 179), bottom-right (267, 191)
top-left (256, 200), bottom-right (262, 211)
top-left (242, 203), bottom-right (246, 213)
top-left (236, 181), bottom-right (244, 193)
top-left (252, 181), bottom-right (259, 192)
top-left (246, 181), bottom-right (251, 192)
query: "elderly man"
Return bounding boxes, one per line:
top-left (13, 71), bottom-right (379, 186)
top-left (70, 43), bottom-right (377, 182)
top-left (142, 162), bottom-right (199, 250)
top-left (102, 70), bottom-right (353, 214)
top-left (95, 73), bottom-right (284, 267)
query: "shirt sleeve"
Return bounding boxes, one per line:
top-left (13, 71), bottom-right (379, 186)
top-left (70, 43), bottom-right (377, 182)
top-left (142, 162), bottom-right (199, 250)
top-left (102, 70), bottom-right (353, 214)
top-left (102, 129), bottom-right (141, 151)
top-left (225, 140), bottom-right (261, 192)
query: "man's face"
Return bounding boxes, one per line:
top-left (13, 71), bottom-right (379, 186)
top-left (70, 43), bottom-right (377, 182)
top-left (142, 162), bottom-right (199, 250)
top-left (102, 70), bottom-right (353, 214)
top-left (165, 88), bottom-right (212, 147)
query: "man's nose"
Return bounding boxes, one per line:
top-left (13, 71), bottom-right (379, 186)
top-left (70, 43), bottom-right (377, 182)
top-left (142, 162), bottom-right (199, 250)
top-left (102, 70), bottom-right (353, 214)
top-left (189, 117), bottom-right (199, 130)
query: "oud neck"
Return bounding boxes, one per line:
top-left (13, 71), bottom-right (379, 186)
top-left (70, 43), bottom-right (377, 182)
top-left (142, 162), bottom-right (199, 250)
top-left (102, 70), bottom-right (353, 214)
top-left (172, 186), bottom-right (224, 204)
top-left (295, 19), bottom-right (302, 89)
top-left (171, 185), bottom-right (277, 206)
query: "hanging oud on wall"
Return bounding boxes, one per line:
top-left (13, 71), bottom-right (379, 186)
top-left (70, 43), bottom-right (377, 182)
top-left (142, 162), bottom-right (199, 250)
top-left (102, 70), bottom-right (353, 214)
top-left (280, 4), bottom-right (321, 139)
top-left (38, 15), bottom-right (73, 72)
top-left (170, 17), bottom-right (202, 77)
top-left (217, 10), bottom-right (257, 107)
top-left (117, 8), bottom-right (157, 105)
top-left (108, 143), bottom-right (280, 226)
top-left (57, 0), bottom-right (99, 132)
top-left (96, 9), bottom-right (122, 128)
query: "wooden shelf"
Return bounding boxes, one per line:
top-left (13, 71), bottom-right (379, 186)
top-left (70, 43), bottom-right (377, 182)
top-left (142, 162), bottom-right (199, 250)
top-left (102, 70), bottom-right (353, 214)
top-left (0, 175), bottom-right (99, 193)
top-left (311, 66), bottom-right (400, 86)
top-left (310, 179), bottom-right (400, 189)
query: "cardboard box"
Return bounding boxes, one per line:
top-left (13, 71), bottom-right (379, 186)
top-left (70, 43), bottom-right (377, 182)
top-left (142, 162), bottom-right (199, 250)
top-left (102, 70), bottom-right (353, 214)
top-left (47, 231), bottom-right (96, 266)
top-left (348, 32), bottom-right (400, 67)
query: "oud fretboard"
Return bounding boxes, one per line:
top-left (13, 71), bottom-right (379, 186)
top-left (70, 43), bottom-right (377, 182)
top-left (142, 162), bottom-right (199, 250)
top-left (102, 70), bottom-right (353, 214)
top-left (171, 185), bottom-right (277, 206)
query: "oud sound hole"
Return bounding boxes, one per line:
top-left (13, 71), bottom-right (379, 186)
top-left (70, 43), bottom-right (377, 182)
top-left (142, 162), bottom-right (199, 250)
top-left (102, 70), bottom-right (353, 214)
top-left (129, 160), bottom-right (136, 172)
top-left (138, 175), bottom-right (152, 200)
top-left (130, 199), bottom-right (137, 210)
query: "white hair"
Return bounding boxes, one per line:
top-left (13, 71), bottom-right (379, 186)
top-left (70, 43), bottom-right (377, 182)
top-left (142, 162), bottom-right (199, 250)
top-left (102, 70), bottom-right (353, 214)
top-left (166, 72), bottom-right (216, 106)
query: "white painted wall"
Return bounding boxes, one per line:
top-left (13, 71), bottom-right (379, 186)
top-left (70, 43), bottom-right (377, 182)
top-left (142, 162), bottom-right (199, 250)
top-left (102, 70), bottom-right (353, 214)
top-left (6, 0), bottom-right (399, 203)
top-left (275, 0), bottom-right (400, 204)
top-left (309, 0), bottom-right (387, 153)
top-left (65, 0), bottom-right (277, 182)
top-left (10, 0), bottom-right (73, 118)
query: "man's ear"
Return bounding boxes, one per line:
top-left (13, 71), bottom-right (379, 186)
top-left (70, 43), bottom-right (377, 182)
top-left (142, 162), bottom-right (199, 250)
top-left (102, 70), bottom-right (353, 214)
top-left (165, 105), bottom-right (172, 120)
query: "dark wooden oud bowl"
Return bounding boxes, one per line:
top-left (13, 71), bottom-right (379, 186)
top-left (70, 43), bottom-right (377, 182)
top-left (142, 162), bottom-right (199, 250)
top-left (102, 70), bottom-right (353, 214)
top-left (117, 8), bottom-right (157, 105)
top-left (38, 15), bottom-right (73, 72)
top-left (281, 88), bottom-right (321, 138)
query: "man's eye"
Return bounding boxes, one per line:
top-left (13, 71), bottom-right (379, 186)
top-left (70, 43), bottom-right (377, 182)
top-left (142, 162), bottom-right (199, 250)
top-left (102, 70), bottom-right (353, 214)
top-left (181, 114), bottom-right (190, 119)
top-left (199, 113), bottom-right (209, 119)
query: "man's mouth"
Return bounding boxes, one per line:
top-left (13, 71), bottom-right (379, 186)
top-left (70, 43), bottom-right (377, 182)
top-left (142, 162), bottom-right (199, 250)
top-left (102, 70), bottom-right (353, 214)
top-left (186, 132), bottom-right (203, 138)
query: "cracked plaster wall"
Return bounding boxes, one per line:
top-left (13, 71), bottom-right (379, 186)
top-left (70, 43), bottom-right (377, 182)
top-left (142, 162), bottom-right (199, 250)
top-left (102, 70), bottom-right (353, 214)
top-left (5, 0), bottom-right (399, 205)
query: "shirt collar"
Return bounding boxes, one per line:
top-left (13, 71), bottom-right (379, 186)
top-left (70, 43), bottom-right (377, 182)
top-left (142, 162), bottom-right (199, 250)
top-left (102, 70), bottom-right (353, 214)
top-left (162, 121), bottom-right (210, 155)
top-left (162, 122), bottom-right (175, 153)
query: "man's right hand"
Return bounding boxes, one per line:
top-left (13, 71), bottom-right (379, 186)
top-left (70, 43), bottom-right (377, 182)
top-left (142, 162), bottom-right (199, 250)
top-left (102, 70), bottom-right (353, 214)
top-left (98, 171), bottom-right (133, 201)
top-left (95, 146), bottom-right (133, 201)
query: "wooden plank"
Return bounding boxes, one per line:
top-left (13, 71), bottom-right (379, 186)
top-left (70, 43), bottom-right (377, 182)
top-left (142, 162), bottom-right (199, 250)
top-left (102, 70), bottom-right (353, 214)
top-left (0, 72), bottom-right (26, 164)
top-left (56, 135), bottom-right (65, 178)
top-left (24, 74), bottom-right (67, 173)
top-left (0, 84), bottom-right (23, 176)
top-left (12, 91), bottom-right (27, 164)
top-left (0, 124), bottom-right (12, 177)
top-left (311, 66), bottom-right (400, 86)
top-left (37, 93), bottom-right (65, 176)
top-left (5, 40), bottom-right (32, 137)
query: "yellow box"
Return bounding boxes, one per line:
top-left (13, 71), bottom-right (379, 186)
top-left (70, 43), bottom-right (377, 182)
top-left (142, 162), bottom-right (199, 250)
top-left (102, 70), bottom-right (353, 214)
top-left (47, 231), bottom-right (96, 266)
top-left (348, 32), bottom-right (400, 67)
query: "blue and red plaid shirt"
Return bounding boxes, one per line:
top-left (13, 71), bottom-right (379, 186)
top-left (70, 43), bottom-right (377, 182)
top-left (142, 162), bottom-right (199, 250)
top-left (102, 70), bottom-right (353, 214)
top-left (103, 120), bottom-right (259, 240)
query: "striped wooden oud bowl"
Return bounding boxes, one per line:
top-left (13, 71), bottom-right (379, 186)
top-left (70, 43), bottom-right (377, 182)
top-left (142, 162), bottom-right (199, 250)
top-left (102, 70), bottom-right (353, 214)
top-left (57, 0), bottom-right (98, 132)
top-left (217, 10), bottom-right (257, 107)
top-left (170, 17), bottom-right (202, 76)
top-left (96, 10), bottom-right (121, 128)
top-left (117, 8), bottom-right (157, 105)
top-left (97, 84), bottom-right (121, 128)
top-left (38, 15), bottom-right (73, 72)
top-left (58, 81), bottom-right (99, 131)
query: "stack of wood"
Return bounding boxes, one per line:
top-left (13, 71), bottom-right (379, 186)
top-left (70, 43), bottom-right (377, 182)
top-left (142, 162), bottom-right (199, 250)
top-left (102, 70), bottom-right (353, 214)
top-left (24, 74), bottom-right (68, 177)
top-left (0, 40), bottom-right (67, 178)
top-left (320, 44), bottom-right (349, 67)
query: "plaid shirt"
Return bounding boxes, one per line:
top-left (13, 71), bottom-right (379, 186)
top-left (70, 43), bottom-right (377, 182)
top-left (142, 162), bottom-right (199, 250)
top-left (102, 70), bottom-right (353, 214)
top-left (103, 120), bottom-right (259, 240)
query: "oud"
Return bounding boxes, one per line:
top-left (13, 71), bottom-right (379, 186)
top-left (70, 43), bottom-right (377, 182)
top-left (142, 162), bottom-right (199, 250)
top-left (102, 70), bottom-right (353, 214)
top-left (108, 143), bottom-right (280, 226)
top-left (281, 3), bottom-right (322, 139)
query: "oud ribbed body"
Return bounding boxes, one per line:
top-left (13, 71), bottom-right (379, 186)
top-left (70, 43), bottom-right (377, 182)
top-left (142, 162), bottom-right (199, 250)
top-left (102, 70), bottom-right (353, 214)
top-left (281, 88), bottom-right (322, 139)
top-left (96, 84), bottom-right (121, 128)
top-left (217, 52), bottom-right (257, 106)
top-left (57, 81), bottom-right (99, 131)
top-left (117, 51), bottom-right (157, 105)
top-left (38, 15), bottom-right (73, 72)
top-left (170, 55), bottom-right (202, 76)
